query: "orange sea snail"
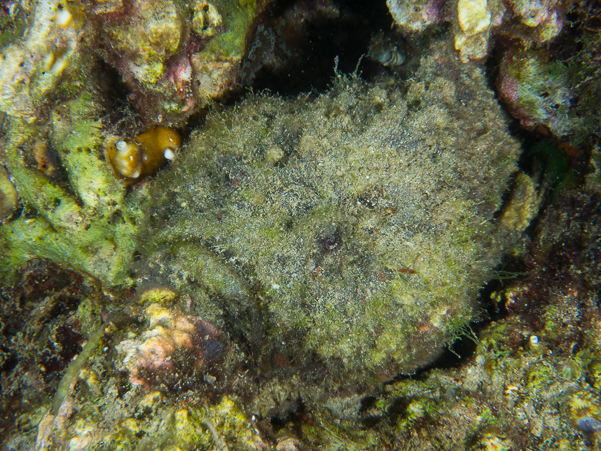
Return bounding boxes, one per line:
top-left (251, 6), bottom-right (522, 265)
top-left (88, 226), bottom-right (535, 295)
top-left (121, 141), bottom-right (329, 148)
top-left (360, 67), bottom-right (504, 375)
top-left (105, 126), bottom-right (181, 180)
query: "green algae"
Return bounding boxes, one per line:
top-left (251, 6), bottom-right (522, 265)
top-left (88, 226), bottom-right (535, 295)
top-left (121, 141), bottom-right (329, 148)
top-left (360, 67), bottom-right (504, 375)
top-left (0, 92), bottom-right (143, 286)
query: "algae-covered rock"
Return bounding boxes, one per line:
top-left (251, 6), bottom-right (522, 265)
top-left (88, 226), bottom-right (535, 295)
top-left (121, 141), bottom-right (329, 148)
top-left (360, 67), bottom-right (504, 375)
top-left (86, 0), bottom-right (259, 125)
top-left (0, 0), bottom-right (81, 122)
top-left (387, 0), bottom-right (565, 63)
top-left (139, 45), bottom-right (525, 380)
top-left (497, 19), bottom-right (601, 144)
top-left (497, 48), bottom-right (573, 138)
top-left (0, 91), bottom-right (143, 286)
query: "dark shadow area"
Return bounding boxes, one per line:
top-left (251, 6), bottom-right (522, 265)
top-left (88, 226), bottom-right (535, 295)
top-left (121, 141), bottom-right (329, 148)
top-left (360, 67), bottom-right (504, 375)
top-left (93, 60), bottom-right (131, 110)
top-left (241, 0), bottom-right (393, 95)
top-left (90, 59), bottom-right (144, 136)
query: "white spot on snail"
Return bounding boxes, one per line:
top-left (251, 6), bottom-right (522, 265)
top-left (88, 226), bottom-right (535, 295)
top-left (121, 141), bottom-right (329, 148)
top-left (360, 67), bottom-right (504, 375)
top-left (116, 140), bottom-right (127, 151)
top-left (164, 148), bottom-right (175, 160)
top-left (56, 9), bottom-right (72, 28)
top-left (530, 335), bottom-right (539, 346)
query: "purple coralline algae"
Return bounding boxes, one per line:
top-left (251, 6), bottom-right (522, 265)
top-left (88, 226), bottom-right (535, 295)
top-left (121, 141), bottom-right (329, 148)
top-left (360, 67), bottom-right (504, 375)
top-left (118, 303), bottom-right (226, 389)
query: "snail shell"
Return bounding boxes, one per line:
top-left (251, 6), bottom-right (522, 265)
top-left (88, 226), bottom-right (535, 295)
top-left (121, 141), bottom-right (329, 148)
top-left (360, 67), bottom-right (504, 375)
top-left (105, 139), bottom-right (143, 179)
top-left (105, 126), bottom-right (181, 181)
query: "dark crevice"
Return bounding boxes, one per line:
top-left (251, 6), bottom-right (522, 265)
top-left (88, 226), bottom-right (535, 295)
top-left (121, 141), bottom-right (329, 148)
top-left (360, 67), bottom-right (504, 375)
top-left (241, 0), bottom-right (393, 96)
top-left (91, 59), bottom-right (142, 135)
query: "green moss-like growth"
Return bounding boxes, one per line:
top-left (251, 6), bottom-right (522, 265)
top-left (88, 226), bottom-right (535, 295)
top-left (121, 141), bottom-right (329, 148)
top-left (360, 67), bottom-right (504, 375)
top-left (140, 45), bottom-right (524, 382)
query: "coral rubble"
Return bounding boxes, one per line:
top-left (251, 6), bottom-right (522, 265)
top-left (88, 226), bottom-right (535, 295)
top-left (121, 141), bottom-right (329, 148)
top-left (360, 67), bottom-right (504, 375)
top-left (496, 3), bottom-right (601, 143)
top-left (0, 0), bottom-right (80, 122)
top-left (86, 0), bottom-right (258, 125)
top-left (385, 0), bottom-right (601, 143)
top-left (386, 0), bottom-right (564, 62)
top-left (117, 302), bottom-right (226, 389)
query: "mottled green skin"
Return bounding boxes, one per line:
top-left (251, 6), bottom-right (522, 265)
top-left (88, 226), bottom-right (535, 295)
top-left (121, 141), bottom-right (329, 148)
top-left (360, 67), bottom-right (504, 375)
top-left (4, 181), bottom-right (600, 450)
top-left (140, 49), bottom-right (522, 378)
